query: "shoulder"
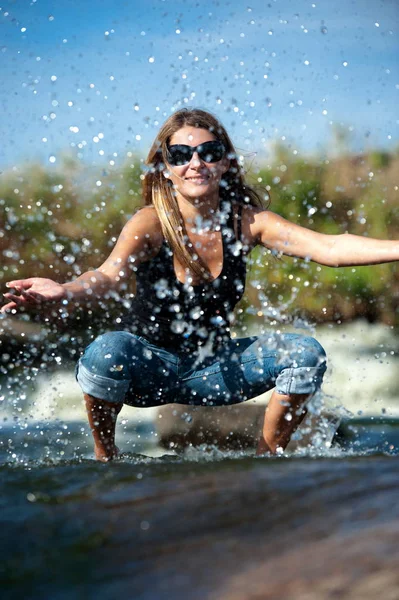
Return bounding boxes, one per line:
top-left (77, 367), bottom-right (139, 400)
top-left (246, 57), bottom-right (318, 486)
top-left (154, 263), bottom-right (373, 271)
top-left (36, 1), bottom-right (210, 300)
top-left (240, 205), bottom-right (285, 247)
top-left (129, 205), bottom-right (161, 228)
top-left (105, 205), bottom-right (164, 264)
top-left (122, 205), bottom-right (164, 248)
top-left (97, 206), bottom-right (165, 277)
top-left (241, 206), bottom-right (326, 257)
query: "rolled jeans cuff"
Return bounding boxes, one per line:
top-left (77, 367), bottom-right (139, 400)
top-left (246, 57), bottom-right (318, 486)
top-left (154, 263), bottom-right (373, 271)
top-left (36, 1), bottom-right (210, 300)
top-left (275, 366), bottom-right (325, 395)
top-left (76, 362), bottom-right (130, 403)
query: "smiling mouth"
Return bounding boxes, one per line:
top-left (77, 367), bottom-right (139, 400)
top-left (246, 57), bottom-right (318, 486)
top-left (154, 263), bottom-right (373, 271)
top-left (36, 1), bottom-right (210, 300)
top-left (185, 176), bottom-right (210, 184)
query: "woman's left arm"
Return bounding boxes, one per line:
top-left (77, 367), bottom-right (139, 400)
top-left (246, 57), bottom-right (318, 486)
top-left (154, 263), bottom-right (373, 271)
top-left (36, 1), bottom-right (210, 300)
top-left (249, 209), bottom-right (399, 267)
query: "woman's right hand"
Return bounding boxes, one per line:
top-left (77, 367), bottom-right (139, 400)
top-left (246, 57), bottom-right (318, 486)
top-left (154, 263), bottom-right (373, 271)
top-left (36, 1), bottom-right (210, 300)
top-left (1, 278), bottom-right (66, 314)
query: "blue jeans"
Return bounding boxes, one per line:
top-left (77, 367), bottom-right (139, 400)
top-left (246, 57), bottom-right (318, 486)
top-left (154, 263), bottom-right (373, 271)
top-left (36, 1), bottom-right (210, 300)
top-left (76, 331), bottom-right (327, 407)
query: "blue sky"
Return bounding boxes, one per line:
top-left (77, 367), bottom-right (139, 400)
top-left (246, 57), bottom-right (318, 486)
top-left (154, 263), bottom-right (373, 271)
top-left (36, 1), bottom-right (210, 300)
top-left (0, 0), bottom-right (398, 168)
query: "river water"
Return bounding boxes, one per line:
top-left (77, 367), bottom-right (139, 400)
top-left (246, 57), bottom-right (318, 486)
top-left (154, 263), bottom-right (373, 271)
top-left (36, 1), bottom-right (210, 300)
top-left (1, 321), bottom-right (399, 599)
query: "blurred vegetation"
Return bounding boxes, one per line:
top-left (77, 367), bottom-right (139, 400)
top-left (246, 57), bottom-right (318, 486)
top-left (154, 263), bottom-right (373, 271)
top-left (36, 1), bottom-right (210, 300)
top-left (240, 143), bottom-right (398, 329)
top-left (0, 144), bottom-right (398, 349)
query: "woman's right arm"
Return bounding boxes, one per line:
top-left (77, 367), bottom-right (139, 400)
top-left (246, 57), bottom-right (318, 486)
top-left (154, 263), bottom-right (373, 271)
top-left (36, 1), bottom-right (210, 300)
top-left (1, 206), bottom-right (162, 314)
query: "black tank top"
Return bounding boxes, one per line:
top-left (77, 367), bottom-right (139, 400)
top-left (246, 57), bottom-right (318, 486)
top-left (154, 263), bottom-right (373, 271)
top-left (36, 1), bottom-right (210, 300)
top-left (122, 202), bottom-right (247, 351)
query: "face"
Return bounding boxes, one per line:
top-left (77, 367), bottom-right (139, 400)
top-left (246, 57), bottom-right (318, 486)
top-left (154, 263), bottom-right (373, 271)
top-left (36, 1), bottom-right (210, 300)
top-left (164, 126), bottom-right (229, 203)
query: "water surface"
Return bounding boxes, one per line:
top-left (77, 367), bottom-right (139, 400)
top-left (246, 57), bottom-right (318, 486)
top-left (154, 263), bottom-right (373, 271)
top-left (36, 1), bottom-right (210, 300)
top-left (2, 419), bottom-right (399, 600)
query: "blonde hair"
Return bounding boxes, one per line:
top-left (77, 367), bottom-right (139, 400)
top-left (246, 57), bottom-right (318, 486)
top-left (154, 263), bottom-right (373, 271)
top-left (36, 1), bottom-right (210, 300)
top-left (142, 108), bottom-right (268, 280)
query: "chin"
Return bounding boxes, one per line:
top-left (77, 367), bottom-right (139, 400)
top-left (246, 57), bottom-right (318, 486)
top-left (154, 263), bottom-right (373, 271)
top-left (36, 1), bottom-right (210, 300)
top-left (189, 189), bottom-right (215, 202)
top-left (186, 180), bottom-right (218, 193)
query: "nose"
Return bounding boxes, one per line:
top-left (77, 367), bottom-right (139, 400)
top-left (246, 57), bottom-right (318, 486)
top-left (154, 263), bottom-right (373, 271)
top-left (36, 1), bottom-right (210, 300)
top-left (189, 151), bottom-right (203, 168)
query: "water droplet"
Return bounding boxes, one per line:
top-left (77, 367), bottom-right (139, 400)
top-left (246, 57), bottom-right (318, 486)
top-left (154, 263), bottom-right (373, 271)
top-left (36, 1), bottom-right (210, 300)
top-left (181, 412), bottom-right (193, 423)
top-left (189, 307), bottom-right (202, 320)
top-left (63, 254), bottom-right (75, 265)
top-left (171, 320), bottom-right (186, 334)
top-left (231, 240), bottom-right (243, 257)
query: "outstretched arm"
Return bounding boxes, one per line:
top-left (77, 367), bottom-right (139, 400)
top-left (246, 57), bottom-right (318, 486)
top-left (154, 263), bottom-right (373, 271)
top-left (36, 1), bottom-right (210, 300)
top-left (249, 209), bottom-right (399, 267)
top-left (1, 271), bottom-right (113, 314)
top-left (1, 206), bottom-right (162, 314)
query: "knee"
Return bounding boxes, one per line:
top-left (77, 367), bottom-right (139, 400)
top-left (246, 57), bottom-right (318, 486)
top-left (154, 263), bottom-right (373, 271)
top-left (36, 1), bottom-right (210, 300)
top-left (275, 336), bottom-right (327, 395)
top-left (80, 331), bottom-right (136, 380)
top-left (277, 334), bottom-right (327, 372)
top-left (296, 336), bottom-right (327, 369)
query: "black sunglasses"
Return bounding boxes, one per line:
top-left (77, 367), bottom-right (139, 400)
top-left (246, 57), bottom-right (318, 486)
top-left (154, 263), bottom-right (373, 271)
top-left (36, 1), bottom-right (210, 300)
top-left (165, 140), bottom-right (225, 166)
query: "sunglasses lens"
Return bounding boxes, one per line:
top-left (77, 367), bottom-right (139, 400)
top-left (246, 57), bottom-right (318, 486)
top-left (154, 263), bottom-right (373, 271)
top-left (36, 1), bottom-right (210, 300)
top-left (167, 141), bottom-right (225, 166)
top-left (167, 146), bottom-right (193, 166)
top-left (198, 142), bottom-right (225, 163)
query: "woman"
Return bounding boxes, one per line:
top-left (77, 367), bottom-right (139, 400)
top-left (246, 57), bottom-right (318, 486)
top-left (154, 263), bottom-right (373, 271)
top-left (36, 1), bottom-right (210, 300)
top-left (2, 108), bottom-right (398, 461)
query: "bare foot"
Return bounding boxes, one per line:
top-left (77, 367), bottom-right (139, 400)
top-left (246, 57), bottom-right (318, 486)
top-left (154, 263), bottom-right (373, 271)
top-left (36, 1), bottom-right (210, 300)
top-left (94, 445), bottom-right (120, 462)
top-left (256, 436), bottom-right (274, 456)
